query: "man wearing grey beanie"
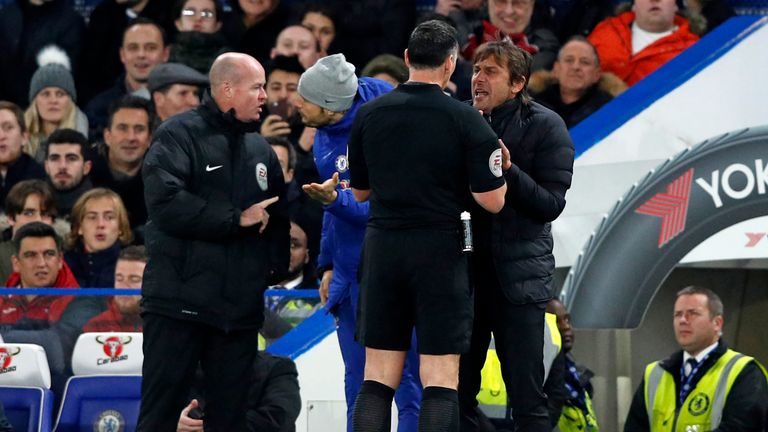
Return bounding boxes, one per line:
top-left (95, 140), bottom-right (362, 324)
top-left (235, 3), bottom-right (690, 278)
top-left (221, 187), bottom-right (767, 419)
top-left (295, 53), bottom-right (423, 432)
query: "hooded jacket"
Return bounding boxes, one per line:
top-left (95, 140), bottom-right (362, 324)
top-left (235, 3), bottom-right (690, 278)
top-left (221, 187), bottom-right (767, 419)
top-left (142, 91), bottom-right (289, 331)
top-left (312, 77), bottom-right (392, 311)
top-left (588, 12), bottom-right (699, 86)
top-left (473, 99), bottom-right (574, 303)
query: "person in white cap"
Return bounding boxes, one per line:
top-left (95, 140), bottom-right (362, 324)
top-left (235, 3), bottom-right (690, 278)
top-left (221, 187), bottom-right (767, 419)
top-left (293, 53), bottom-right (423, 432)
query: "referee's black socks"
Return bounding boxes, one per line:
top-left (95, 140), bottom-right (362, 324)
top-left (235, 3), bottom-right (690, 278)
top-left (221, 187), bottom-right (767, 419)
top-left (418, 386), bottom-right (459, 432)
top-left (353, 380), bottom-right (395, 432)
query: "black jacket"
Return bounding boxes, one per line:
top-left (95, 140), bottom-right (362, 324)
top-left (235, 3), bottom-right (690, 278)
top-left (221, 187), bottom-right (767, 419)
top-left (473, 99), bottom-right (574, 304)
top-left (64, 241), bottom-right (122, 289)
top-left (533, 83), bottom-right (613, 129)
top-left (191, 352), bottom-right (301, 432)
top-left (89, 149), bottom-right (148, 232)
top-left (624, 341), bottom-right (768, 432)
top-left (142, 91), bottom-right (289, 331)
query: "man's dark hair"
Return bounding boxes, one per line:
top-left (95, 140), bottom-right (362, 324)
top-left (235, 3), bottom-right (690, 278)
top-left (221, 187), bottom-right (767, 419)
top-left (677, 286), bottom-right (724, 319)
top-left (12, 221), bottom-right (62, 255)
top-left (0, 101), bottom-right (26, 134)
top-left (299, 2), bottom-right (338, 25)
top-left (267, 55), bottom-right (305, 78)
top-left (123, 17), bottom-right (168, 47)
top-left (266, 136), bottom-right (296, 171)
top-left (5, 180), bottom-right (57, 219)
top-left (107, 95), bottom-right (154, 131)
top-left (407, 20), bottom-right (458, 70)
top-left (474, 41), bottom-right (533, 104)
top-left (45, 128), bottom-right (91, 160)
top-left (119, 245), bottom-right (148, 263)
top-left (173, 0), bottom-right (223, 23)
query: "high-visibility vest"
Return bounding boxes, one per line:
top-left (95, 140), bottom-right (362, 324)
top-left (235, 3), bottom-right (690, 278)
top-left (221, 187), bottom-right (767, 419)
top-left (477, 313), bottom-right (562, 418)
top-left (558, 392), bottom-right (599, 432)
top-left (643, 349), bottom-right (766, 431)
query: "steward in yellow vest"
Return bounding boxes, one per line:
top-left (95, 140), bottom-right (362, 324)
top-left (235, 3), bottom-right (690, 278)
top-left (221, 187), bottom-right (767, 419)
top-left (624, 287), bottom-right (768, 432)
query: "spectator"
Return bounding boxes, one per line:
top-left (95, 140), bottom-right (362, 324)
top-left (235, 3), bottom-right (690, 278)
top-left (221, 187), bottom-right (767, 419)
top-left (64, 188), bottom-right (133, 289)
top-left (361, 54), bottom-right (410, 87)
top-left (24, 56), bottom-right (89, 163)
top-left (170, 0), bottom-right (230, 75)
top-left (431, 0), bottom-right (486, 46)
top-left (554, 0), bottom-right (616, 42)
top-left (462, 0), bottom-right (561, 71)
top-left (0, 0), bottom-right (85, 107)
top-left (0, 180), bottom-right (57, 283)
top-left (271, 220), bottom-right (320, 327)
top-left (0, 222), bottom-right (81, 381)
top-left (43, 129), bottom-right (94, 220)
top-left (322, 0), bottom-right (416, 70)
top-left (78, 0), bottom-right (175, 103)
top-left (177, 352), bottom-right (301, 432)
top-left (148, 63), bottom-right (209, 123)
top-left (90, 96), bottom-right (154, 238)
top-left (267, 136), bottom-right (322, 267)
top-left (299, 2), bottom-right (338, 54)
top-left (530, 36), bottom-right (626, 128)
top-left (588, 0), bottom-right (699, 86)
top-left (221, 0), bottom-right (292, 63)
top-left (271, 25), bottom-right (322, 70)
top-left (260, 56), bottom-right (304, 141)
top-left (0, 101), bottom-right (46, 206)
top-left (624, 286), bottom-right (768, 431)
top-left (82, 245), bottom-right (145, 332)
top-left (546, 298), bottom-right (599, 432)
top-left (85, 18), bottom-right (169, 140)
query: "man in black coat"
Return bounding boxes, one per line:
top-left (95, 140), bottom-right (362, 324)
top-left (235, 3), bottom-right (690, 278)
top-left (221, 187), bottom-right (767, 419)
top-left (138, 52), bottom-right (290, 432)
top-left (177, 352), bottom-right (302, 432)
top-left (458, 40), bottom-right (574, 432)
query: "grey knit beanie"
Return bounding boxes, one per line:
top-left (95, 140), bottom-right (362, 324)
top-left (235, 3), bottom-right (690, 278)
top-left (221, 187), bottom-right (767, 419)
top-left (298, 54), bottom-right (358, 112)
top-left (29, 63), bottom-right (77, 103)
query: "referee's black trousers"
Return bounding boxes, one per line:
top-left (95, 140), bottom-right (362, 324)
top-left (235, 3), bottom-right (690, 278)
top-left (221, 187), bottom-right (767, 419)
top-left (137, 313), bottom-right (259, 432)
top-left (458, 262), bottom-right (549, 432)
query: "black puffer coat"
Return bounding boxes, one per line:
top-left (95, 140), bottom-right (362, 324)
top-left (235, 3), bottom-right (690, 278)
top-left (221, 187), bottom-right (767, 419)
top-left (473, 98), bottom-right (574, 304)
top-left (142, 91), bottom-right (289, 330)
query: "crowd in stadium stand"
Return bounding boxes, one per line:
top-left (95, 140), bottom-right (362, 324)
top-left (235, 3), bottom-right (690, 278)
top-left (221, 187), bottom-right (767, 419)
top-left (0, 0), bottom-right (737, 428)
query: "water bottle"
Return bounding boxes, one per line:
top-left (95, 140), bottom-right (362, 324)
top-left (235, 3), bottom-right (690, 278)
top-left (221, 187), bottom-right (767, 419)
top-left (461, 211), bottom-right (473, 253)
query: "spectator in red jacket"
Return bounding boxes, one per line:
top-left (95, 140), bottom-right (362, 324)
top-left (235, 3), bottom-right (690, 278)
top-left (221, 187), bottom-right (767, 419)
top-left (588, 0), bottom-right (699, 86)
top-left (83, 245), bottom-right (145, 333)
top-left (1, 222), bottom-right (79, 326)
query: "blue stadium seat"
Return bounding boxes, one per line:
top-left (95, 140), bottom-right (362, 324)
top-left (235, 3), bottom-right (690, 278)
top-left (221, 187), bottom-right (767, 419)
top-left (53, 375), bottom-right (142, 432)
top-left (0, 343), bottom-right (55, 432)
top-left (0, 386), bottom-right (54, 432)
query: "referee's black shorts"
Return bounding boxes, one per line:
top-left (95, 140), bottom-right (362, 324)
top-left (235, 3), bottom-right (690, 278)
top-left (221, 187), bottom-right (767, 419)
top-left (356, 226), bottom-right (473, 355)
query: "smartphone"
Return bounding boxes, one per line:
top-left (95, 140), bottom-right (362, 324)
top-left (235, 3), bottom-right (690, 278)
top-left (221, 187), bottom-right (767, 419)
top-left (269, 99), bottom-right (292, 119)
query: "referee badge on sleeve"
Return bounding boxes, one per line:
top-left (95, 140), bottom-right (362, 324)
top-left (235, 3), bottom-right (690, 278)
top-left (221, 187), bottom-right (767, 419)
top-left (489, 149), bottom-right (503, 178)
top-left (256, 163), bottom-right (268, 191)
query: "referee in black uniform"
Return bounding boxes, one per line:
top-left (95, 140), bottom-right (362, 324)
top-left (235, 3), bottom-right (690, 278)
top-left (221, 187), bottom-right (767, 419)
top-left (348, 20), bottom-right (509, 432)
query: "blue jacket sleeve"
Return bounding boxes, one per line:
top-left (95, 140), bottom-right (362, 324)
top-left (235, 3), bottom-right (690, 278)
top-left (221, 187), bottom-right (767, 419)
top-left (316, 211), bottom-right (335, 272)
top-left (323, 189), bottom-right (369, 227)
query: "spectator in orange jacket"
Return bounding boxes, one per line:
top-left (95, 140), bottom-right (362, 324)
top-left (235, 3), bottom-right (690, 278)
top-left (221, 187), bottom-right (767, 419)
top-left (587, 0), bottom-right (699, 86)
top-left (83, 245), bottom-right (145, 333)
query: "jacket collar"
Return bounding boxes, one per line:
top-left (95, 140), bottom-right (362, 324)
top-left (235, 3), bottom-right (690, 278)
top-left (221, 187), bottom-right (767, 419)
top-left (198, 90), bottom-right (261, 134)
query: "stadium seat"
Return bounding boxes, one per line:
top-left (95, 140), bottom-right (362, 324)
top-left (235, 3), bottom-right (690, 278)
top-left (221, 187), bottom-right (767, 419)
top-left (54, 333), bottom-right (143, 432)
top-left (0, 343), bottom-right (55, 432)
